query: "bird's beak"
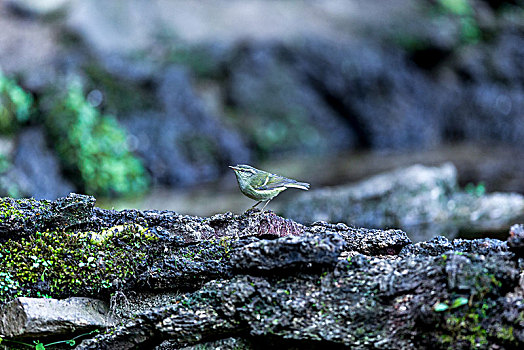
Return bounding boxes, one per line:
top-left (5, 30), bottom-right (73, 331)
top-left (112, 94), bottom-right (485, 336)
top-left (229, 165), bottom-right (239, 171)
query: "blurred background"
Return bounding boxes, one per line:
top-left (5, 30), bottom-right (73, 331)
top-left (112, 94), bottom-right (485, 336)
top-left (0, 0), bottom-right (523, 241)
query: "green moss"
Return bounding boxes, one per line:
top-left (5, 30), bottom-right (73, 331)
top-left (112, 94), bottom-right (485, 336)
top-left (436, 0), bottom-right (481, 44)
top-left (431, 253), bottom-right (521, 348)
top-left (0, 224), bottom-right (158, 303)
top-left (438, 0), bottom-right (473, 16)
top-left (440, 303), bottom-right (490, 348)
top-left (495, 325), bottom-right (515, 342)
top-left (0, 72), bottom-right (33, 197)
top-left (47, 82), bottom-right (149, 197)
top-left (434, 283), bottom-right (517, 347)
top-left (0, 70), bottom-right (33, 135)
top-left (465, 182), bottom-right (486, 197)
top-left (0, 198), bottom-right (24, 220)
top-left (396, 0), bottom-right (482, 53)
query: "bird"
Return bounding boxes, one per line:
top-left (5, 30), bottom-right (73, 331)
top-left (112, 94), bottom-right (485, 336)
top-left (229, 164), bottom-right (310, 211)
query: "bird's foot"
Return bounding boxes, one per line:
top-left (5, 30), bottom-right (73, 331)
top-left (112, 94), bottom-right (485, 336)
top-left (244, 207), bottom-right (274, 215)
top-left (245, 207), bottom-right (261, 214)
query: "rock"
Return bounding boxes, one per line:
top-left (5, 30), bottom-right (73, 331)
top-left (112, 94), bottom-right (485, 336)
top-left (0, 297), bottom-right (110, 338)
top-left (97, 208), bottom-right (305, 244)
top-left (282, 163), bottom-right (458, 226)
top-left (8, 127), bottom-right (74, 200)
top-left (441, 26), bottom-right (524, 147)
top-left (0, 193), bottom-right (95, 240)
top-left (230, 233), bottom-right (346, 272)
top-left (0, 195), bottom-right (521, 348)
top-left (0, 203), bottom-right (403, 301)
top-left (451, 27), bottom-right (524, 88)
top-left (6, 0), bottom-right (71, 17)
top-left (307, 221), bottom-right (411, 256)
top-left (77, 245), bottom-right (522, 349)
top-left (399, 235), bottom-right (509, 256)
top-left (50, 192), bottom-right (96, 228)
top-left (121, 67), bottom-right (250, 187)
top-left (282, 163), bottom-right (524, 240)
top-left (226, 43), bottom-right (356, 155)
top-left (508, 223), bottom-right (524, 257)
top-left (66, 0), bottom-right (158, 54)
top-left (289, 39), bottom-right (444, 150)
top-left (0, 4), bottom-right (58, 76)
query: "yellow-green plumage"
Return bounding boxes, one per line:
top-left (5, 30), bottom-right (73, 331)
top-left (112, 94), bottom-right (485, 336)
top-left (229, 164), bottom-right (310, 210)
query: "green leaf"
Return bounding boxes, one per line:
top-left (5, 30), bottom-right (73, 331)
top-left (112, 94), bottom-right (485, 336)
top-left (451, 297), bottom-right (469, 309)
top-left (433, 302), bottom-right (449, 312)
top-left (35, 342), bottom-right (46, 350)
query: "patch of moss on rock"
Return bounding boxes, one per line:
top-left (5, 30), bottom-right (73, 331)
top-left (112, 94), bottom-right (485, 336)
top-left (0, 224), bottom-right (158, 304)
top-left (0, 193), bottom-right (96, 240)
top-left (0, 70), bottom-right (33, 136)
top-left (428, 253), bottom-right (520, 349)
top-left (47, 83), bottom-right (149, 197)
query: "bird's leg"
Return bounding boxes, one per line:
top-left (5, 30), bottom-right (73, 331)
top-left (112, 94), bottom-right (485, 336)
top-left (251, 201), bottom-right (263, 209)
top-left (261, 199), bottom-right (272, 211)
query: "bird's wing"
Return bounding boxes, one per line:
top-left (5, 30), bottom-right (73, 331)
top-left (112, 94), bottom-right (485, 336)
top-left (256, 174), bottom-right (308, 190)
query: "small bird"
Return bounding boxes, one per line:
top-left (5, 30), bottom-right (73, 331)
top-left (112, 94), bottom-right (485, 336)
top-left (229, 164), bottom-right (310, 210)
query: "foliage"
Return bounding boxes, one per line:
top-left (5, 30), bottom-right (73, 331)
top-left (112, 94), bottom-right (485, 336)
top-left (0, 224), bottom-right (158, 303)
top-left (465, 182), bottom-right (486, 197)
top-left (0, 71), bottom-right (32, 197)
top-left (47, 82), bottom-right (149, 197)
top-left (0, 70), bottom-right (33, 135)
top-left (436, 0), bottom-right (481, 44)
top-left (396, 0), bottom-right (482, 53)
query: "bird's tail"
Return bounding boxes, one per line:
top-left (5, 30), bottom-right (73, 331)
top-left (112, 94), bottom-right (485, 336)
top-left (285, 181), bottom-right (310, 190)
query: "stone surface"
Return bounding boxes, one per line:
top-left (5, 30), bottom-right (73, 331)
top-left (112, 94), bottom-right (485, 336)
top-left (8, 127), bottom-right (74, 200)
top-left (307, 221), bottom-right (411, 256)
top-left (77, 238), bottom-right (523, 349)
top-left (399, 235), bottom-right (509, 257)
top-left (283, 163), bottom-right (458, 226)
top-left (0, 297), bottom-right (110, 338)
top-left (0, 194), bottom-right (521, 348)
top-left (230, 233), bottom-right (346, 272)
top-left (282, 163), bottom-right (524, 240)
top-left (445, 28), bottom-right (524, 147)
top-left (289, 39), bottom-right (444, 150)
top-left (0, 4), bottom-right (58, 75)
top-left (0, 193), bottom-right (96, 241)
top-left (508, 223), bottom-right (524, 257)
